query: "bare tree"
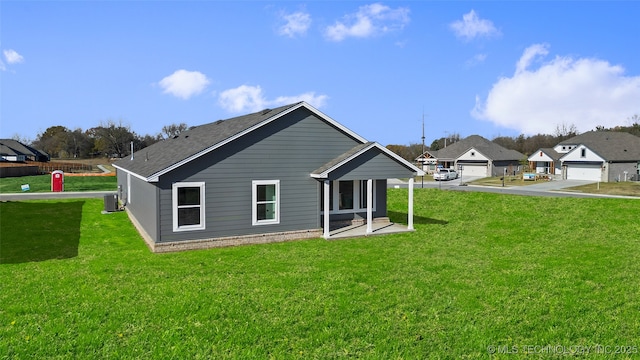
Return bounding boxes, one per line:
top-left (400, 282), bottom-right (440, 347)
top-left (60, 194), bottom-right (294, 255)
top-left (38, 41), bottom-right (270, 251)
top-left (88, 120), bottom-right (135, 158)
top-left (553, 123), bottom-right (579, 141)
top-left (65, 128), bottom-right (93, 158)
top-left (162, 123), bottom-right (189, 139)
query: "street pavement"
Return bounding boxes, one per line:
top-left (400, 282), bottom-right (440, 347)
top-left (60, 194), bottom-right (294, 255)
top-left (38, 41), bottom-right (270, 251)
top-left (0, 191), bottom-right (117, 201)
top-left (388, 177), bottom-right (638, 199)
top-left (0, 179), bottom-right (636, 201)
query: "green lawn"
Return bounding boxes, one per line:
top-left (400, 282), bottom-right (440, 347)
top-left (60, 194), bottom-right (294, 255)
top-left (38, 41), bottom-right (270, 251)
top-left (564, 181), bottom-right (640, 197)
top-left (0, 174), bottom-right (117, 193)
top-left (1, 190), bottom-right (640, 358)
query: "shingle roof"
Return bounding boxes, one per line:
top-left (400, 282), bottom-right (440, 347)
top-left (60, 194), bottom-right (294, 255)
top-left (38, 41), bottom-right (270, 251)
top-left (539, 148), bottom-right (562, 161)
top-left (311, 142), bottom-right (374, 176)
top-left (559, 131), bottom-right (640, 161)
top-left (0, 139), bottom-right (48, 159)
top-left (311, 142), bottom-right (425, 179)
top-left (433, 135), bottom-right (525, 161)
top-left (114, 103), bottom-right (301, 179)
top-left (114, 102), bottom-right (373, 181)
top-left (0, 144), bottom-right (20, 156)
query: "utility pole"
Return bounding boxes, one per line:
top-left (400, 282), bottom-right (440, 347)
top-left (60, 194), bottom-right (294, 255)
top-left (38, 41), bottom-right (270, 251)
top-left (421, 112), bottom-right (425, 188)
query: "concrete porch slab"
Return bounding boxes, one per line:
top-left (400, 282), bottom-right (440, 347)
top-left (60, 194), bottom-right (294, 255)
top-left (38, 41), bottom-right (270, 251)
top-left (328, 222), bottom-right (413, 239)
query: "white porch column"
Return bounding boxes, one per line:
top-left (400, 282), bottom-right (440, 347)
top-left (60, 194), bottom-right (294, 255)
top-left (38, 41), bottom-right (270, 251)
top-left (323, 180), bottom-right (330, 239)
top-left (408, 177), bottom-right (414, 230)
top-left (366, 178), bottom-right (373, 234)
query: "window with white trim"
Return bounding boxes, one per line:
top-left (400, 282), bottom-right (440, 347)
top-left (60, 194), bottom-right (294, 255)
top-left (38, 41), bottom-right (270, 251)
top-left (359, 180), bottom-right (371, 209)
top-left (322, 180), bottom-right (375, 213)
top-left (252, 180), bottom-right (280, 225)
top-left (339, 181), bottom-right (354, 210)
top-left (172, 182), bottom-right (206, 232)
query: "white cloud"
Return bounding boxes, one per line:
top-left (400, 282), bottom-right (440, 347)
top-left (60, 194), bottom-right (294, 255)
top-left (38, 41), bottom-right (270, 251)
top-left (515, 43), bottom-right (549, 74)
top-left (2, 49), bottom-right (24, 71)
top-left (3, 49), bottom-right (24, 64)
top-left (158, 69), bottom-right (210, 100)
top-left (218, 85), bottom-right (328, 113)
top-left (324, 3), bottom-right (410, 42)
top-left (450, 10), bottom-right (500, 41)
top-left (218, 85), bottom-right (267, 113)
top-left (273, 92), bottom-right (329, 108)
top-left (472, 44), bottom-right (640, 135)
top-left (466, 53), bottom-right (488, 67)
top-left (278, 11), bottom-right (312, 38)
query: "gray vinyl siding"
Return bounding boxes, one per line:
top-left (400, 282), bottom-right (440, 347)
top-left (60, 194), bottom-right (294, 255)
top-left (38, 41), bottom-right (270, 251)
top-left (607, 162), bottom-right (638, 182)
top-left (128, 173), bottom-right (159, 241)
top-left (328, 150), bottom-right (417, 181)
top-left (492, 160), bottom-right (522, 177)
top-left (116, 169), bottom-right (127, 201)
top-left (156, 107), bottom-right (361, 243)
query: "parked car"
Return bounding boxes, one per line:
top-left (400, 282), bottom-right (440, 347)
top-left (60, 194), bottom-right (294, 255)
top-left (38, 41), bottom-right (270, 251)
top-left (433, 168), bottom-right (458, 181)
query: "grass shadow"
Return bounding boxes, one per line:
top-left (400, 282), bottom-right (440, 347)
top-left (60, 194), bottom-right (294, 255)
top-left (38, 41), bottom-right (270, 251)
top-left (0, 201), bottom-right (84, 264)
top-left (387, 210), bottom-right (448, 226)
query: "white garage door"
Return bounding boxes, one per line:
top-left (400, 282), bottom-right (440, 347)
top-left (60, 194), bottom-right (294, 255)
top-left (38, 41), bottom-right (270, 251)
top-left (459, 164), bottom-right (487, 177)
top-left (566, 164), bottom-right (602, 181)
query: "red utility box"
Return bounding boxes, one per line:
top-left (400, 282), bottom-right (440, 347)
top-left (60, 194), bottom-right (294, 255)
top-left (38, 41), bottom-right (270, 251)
top-left (51, 170), bottom-right (64, 192)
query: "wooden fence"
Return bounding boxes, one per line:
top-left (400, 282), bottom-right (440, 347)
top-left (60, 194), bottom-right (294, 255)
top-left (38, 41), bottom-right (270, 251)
top-left (34, 161), bottom-right (95, 174)
top-left (0, 161), bottom-right (96, 176)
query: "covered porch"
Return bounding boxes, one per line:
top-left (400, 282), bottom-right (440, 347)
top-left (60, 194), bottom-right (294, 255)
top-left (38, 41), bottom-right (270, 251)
top-left (311, 142), bottom-right (424, 240)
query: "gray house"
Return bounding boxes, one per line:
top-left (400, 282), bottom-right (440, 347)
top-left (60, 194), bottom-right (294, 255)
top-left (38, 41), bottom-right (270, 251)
top-left (114, 102), bottom-right (424, 252)
top-left (0, 139), bottom-right (49, 162)
top-left (417, 135), bottom-right (525, 177)
top-left (530, 131), bottom-right (640, 182)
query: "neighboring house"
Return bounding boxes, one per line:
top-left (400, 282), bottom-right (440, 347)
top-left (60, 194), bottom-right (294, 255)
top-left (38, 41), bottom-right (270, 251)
top-left (416, 135), bottom-right (525, 178)
top-left (527, 148), bottom-right (562, 175)
top-left (0, 144), bottom-right (26, 162)
top-left (415, 150), bottom-right (438, 174)
top-left (530, 131), bottom-right (640, 182)
top-left (0, 139), bottom-right (49, 162)
top-left (113, 102), bottom-right (424, 252)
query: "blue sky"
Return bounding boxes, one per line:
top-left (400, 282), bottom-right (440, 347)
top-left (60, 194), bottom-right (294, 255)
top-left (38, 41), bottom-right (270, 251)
top-left (2, 1), bottom-right (640, 146)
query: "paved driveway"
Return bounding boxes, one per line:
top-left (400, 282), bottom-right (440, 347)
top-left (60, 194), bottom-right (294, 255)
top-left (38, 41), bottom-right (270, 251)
top-left (516, 179), bottom-right (596, 192)
top-left (389, 178), bottom-right (637, 199)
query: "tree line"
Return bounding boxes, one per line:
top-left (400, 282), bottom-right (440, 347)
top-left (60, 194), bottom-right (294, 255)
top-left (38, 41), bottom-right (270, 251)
top-left (387, 117), bottom-right (640, 163)
top-left (12, 115), bottom-right (640, 161)
top-left (18, 121), bottom-right (189, 159)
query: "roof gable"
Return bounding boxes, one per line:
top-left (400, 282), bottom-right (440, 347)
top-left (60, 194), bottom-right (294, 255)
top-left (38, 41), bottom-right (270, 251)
top-left (435, 135), bottom-right (525, 161)
top-left (558, 131), bottom-right (640, 161)
top-left (528, 148), bottom-right (562, 162)
top-left (311, 142), bottom-right (424, 179)
top-left (114, 102), bottom-right (368, 181)
top-left (560, 144), bottom-right (606, 162)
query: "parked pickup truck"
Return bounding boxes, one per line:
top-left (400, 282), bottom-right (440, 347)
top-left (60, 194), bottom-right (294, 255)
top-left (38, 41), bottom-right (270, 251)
top-left (433, 168), bottom-right (458, 181)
